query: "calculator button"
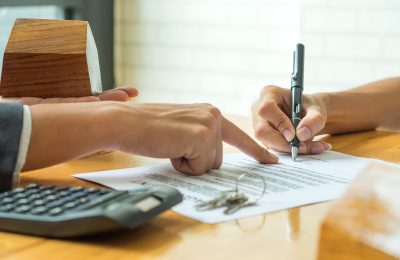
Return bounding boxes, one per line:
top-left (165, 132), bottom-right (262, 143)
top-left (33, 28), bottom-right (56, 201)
top-left (78, 197), bottom-right (89, 204)
top-left (59, 191), bottom-right (70, 197)
top-left (45, 195), bottom-right (58, 202)
top-left (15, 205), bottom-right (31, 213)
top-left (64, 202), bottom-right (78, 209)
top-left (38, 186), bottom-right (52, 191)
top-left (42, 190), bottom-right (53, 196)
top-left (1, 197), bottom-right (15, 204)
top-left (47, 200), bottom-right (65, 208)
top-left (0, 204), bottom-right (14, 212)
top-left (72, 191), bottom-right (88, 198)
top-left (14, 193), bottom-right (26, 199)
top-left (49, 207), bottom-right (64, 216)
top-left (12, 188), bottom-right (24, 194)
top-left (16, 198), bottom-right (29, 205)
top-left (28, 194), bottom-right (42, 200)
top-left (0, 191), bottom-right (12, 198)
top-left (24, 189), bottom-right (38, 196)
top-left (26, 183), bottom-right (40, 189)
top-left (69, 187), bottom-right (84, 192)
top-left (86, 188), bottom-right (101, 193)
top-left (30, 206), bottom-right (48, 215)
top-left (33, 200), bottom-right (46, 206)
top-left (62, 195), bottom-right (76, 203)
top-left (98, 190), bottom-right (110, 195)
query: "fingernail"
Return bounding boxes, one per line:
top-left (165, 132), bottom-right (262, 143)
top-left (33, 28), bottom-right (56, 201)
top-left (265, 150), bottom-right (279, 162)
top-left (283, 129), bottom-right (292, 142)
top-left (299, 143), bottom-right (306, 153)
top-left (297, 127), bottom-right (311, 141)
top-left (323, 142), bottom-right (332, 151)
top-left (311, 143), bottom-right (324, 154)
top-left (269, 151), bottom-right (279, 160)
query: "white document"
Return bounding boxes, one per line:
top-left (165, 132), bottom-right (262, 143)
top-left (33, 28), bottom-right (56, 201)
top-left (74, 151), bottom-right (371, 223)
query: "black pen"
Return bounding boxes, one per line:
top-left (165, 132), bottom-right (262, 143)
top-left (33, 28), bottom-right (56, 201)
top-left (290, 43), bottom-right (305, 162)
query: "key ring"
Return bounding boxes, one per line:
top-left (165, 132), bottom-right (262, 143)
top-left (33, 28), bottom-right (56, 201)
top-left (235, 173), bottom-right (266, 203)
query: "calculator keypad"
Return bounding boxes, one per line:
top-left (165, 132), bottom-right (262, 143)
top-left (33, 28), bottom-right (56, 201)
top-left (0, 184), bottom-right (113, 216)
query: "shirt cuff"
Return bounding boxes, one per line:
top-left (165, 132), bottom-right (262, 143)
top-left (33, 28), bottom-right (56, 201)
top-left (12, 105), bottom-right (32, 184)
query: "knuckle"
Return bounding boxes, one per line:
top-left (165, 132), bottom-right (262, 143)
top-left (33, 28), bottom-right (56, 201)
top-left (207, 105), bottom-right (221, 118)
top-left (274, 116), bottom-right (286, 131)
top-left (194, 126), bottom-right (213, 141)
top-left (314, 113), bottom-right (325, 123)
top-left (197, 103), bottom-right (221, 121)
top-left (312, 113), bottom-right (326, 130)
top-left (198, 102), bottom-right (213, 108)
top-left (200, 112), bottom-right (217, 127)
top-left (261, 85), bottom-right (278, 95)
top-left (188, 165), bottom-right (205, 176)
top-left (262, 99), bottom-right (276, 108)
top-left (258, 100), bottom-right (277, 118)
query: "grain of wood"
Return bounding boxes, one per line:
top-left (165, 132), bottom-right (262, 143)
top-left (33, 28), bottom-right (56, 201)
top-left (0, 19), bottom-right (102, 98)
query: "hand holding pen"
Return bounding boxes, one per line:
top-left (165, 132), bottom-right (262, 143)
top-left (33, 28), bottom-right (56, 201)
top-left (251, 45), bottom-right (332, 156)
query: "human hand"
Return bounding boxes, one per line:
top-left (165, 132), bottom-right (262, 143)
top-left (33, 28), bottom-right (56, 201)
top-left (108, 103), bottom-right (279, 175)
top-left (0, 86), bottom-right (138, 105)
top-left (252, 85), bottom-right (331, 154)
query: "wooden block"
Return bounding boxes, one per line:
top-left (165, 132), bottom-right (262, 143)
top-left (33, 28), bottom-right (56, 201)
top-left (0, 18), bottom-right (102, 98)
top-left (318, 162), bottom-right (400, 260)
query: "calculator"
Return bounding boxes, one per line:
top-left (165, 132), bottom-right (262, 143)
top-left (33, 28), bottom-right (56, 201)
top-left (0, 183), bottom-right (182, 238)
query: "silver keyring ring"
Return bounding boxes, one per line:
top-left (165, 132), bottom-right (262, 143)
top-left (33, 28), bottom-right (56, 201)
top-left (235, 173), bottom-right (266, 202)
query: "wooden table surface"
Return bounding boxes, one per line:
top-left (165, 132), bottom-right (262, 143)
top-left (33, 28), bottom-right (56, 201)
top-left (1, 116), bottom-right (400, 260)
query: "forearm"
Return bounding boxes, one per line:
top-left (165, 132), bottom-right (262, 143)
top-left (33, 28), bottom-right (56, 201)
top-left (23, 102), bottom-right (114, 171)
top-left (23, 101), bottom-right (275, 176)
top-left (316, 77), bottom-right (400, 134)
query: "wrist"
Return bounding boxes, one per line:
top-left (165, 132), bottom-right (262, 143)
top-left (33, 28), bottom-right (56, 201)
top-left (93, 101), bottom-right (146, 152)
top-left (91, 101), bottom-right (126, 151)
top-left (313, 92), bottom-right (331, 112)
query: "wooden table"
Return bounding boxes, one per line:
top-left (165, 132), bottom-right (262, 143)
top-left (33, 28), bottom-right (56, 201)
top-left (1, 117), bottom-right (400, 260)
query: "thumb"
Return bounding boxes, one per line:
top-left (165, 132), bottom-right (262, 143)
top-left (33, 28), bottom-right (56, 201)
top-left (296, 108), bottom-right (326, 142)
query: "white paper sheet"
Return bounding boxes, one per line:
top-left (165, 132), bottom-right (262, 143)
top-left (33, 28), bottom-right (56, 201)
top-left (74, 151), bottom-right (372, 223)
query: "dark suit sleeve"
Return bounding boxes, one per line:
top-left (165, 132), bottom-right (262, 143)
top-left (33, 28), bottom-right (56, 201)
top-left (0, 103), bottom-right (23, 191)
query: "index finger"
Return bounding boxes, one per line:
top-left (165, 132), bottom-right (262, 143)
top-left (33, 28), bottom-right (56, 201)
top-left (222, 117), bottom-right (279, 164)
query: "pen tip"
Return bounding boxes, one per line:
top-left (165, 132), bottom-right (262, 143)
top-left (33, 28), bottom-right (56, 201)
top-left (291, 147), bottom-right (298, 162)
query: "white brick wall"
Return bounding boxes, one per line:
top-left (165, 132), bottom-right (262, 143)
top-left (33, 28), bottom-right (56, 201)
top-left (301, 0), bottom-right (400, 93)
top-left (115, 0), bottom-right (300, 115)
top-left (115, 0), bottom-right (400, 115)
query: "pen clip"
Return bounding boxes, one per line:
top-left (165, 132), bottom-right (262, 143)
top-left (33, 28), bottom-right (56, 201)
top-left (291, 51), bottom-right (298, 81)
top-left (291, 43), bottom-right (304, 88)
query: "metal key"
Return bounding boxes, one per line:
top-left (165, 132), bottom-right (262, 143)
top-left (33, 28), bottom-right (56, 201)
top-left (195, 173), bottom-right (266, 215)
top-left (196, 190), bottom-right (238, 211)
top-left (224, 192), bottom-right (251, 215)
top-left (224, 200), bottom-right (257, 215)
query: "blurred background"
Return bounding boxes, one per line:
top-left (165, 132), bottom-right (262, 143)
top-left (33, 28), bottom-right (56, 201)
top-left (1, 0), bottom-right (399, 115)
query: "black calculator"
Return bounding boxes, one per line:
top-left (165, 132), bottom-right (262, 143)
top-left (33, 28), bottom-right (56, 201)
top-left (0, 183), bottom-right (182, 238)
